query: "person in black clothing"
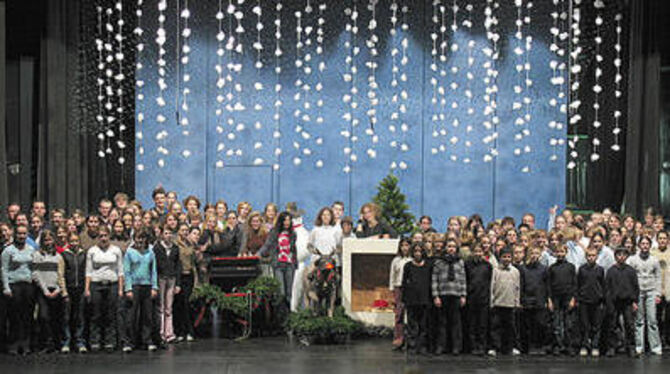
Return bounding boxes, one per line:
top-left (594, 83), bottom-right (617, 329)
top-left (153, 225), bottom-right (182, 344)
top-left (547, 244), bottom-right (577, 355)
top-left (355, 203), bottom-right (397, 239)
top-left (465, 244), bottom-right (492, 355)
top-left (209, 211), bottom-right (246, 257)
top-left (577, 248), bottom-right (605, 357)
top-left (605, 247), bottom-right (639, 357)
top-left (402, 244), bottom-right (432, 355)
top-left (521, 246), bottom-right (548, 355)
top-left (61, 233), bottom-right (87, 353)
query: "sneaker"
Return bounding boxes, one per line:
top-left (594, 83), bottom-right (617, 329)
top-left (90, 344), bottom-right (100, 352)
top-left (122, 346), bottom-right (133, 353)
top-left (166, 337), bottom-right (176, 344)
top-left (104, 344), bottom-right (115, 352)
top-left (487, 349), bottom-right (497, 357)
top-left (186, 335), bottom-right (195, 342)
top-left (147, 344), bottom-right (157, 352)
top-left (652, 348), bottom-right (663, 356)
top-left (176, 336), bottom-right (185, 343)
top-left (591, 349), bottom-right (600, 357)
top-left (512, 348), bottom-right (521, 356)
top-left (580, 348), bottom-right (588, 357)
top-left (78, 346), bottom-right (88, 354)
top-left (61, 346), bottom-right (71, 354)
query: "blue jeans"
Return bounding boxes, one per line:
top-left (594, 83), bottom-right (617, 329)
top-left (636, 290), bottom-right (662, 352)
top-left (274, 264), bottom-right (294, 305)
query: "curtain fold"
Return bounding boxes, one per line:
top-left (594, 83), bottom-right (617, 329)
top-left (0, 2), bottom-right (7, 212)
top-left (623, 0), bottom-right (661, 217)
top-left (35, 0), bottom-right (133, 213)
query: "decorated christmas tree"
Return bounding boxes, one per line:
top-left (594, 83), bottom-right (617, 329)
top-left (373, 174), bottom-right (416, 236)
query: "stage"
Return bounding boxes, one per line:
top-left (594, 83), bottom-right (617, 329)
top-left (2, 337), bottom-right (668, 374)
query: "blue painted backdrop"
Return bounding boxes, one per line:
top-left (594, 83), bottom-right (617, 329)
top-left (135, 0), bottom-right (566, 230)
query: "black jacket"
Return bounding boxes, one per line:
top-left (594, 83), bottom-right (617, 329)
top-left (402, 261), bottom-right (432, 306)
top-left (605, 263), bottom-right (639, 305)
top-left (355, 219), bottom-right (398, 239)
top-left (465, 258), bottom-right (492, 306)
top-left (521, 261), bottom-right (548, 308)
top-left (61, 247), bottom-right (86, 290)
top-left (577, 262), bottom-right (605, 304)
top-left (153, 241), bottom-right (182, 284)
top-left (208, 224), bottom-right (245, 257)
top-left (547, 259), bottom-right (576, 299)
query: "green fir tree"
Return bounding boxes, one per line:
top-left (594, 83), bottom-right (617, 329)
top-left (372, 174), bottom-right (416, 236)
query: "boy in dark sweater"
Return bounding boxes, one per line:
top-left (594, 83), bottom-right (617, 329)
top-left (577, 248), bottom-right (605, 357)
top-left (547, 244), bottom-right (577, 356)
top-left (521, 246), bottom-right (548, 355)
top-left (465, 244), bottom-right (492, 355)
top-left (402, 244), bottom-right (432, 355)
top-left (605, 247), bottom-right (639, 357)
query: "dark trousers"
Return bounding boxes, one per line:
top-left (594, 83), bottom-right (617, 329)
top-left (436, 295), bottom-right (462, 353)
top-left (174, 273), bottom-right (195, 337)
top-left (8, 282), bottom-right (34, 352)
top-left (579, 302), bottom-right (602, 350)
top-left (128, 285), bottom-right (155, 347)
top-left (551, 295), bottom-right (574, 350)
top-left (524, 307), bottom-right (547, 352)
top-left (35, 288), bottom-right (65, 350)
top-left (607, 301), bottom-right (635, 352)
top-left (467, 303), bottom-right (489, 353)
top-left (90, 282), bottom-right (119, 348)
top-left (657, 297), bottom-right (670, 344)
top-left (427, 305), bottom-right (440, 352)
top-left (63, 288), bottom-right (86, 348)
top-left (491, 306), bottom-right (517, 354)
top-left (0, 293), bottom-right (7, 351)
top-left (405, 305), bottom-right (428, 352)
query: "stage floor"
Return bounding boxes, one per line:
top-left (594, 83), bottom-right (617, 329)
top-left (2, 337), bottom-right (669, 373)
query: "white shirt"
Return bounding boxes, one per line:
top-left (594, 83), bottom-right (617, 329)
top-left (389, 256), bottom-right (411, 290)
top-left (86, 244), bottom-right (124, 283)
top-left (308, 225), bottom-right (342, 257)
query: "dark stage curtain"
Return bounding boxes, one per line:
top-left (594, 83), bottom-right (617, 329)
top-left (623, 0), bottom-right (661, 217)
top-left (0, 2), bottom-right (7, 209)
top-left (1, 0), bottom-right (135, 215)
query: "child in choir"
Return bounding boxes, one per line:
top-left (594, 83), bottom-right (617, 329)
top-left (605, 247), bottom-right (639, 357)
top-left (465, 244), bottom-right (492, 355)
top-left (431, 239), bottom-right (466, 355)
top-left (154, 225), bottom-right (182, 344)
top-left (123, 229), bottom-right (159, 352)
top-left (402, 244), bottom-right (432, 355)
top-left (651, 230), bottom-right (670, 344)
top-left (577, 248), bottom-right (605, 357)
top-left (32, 230), bottom-right (67, 353)
top-left (389, 238), bottom-right (411, 349)
top-left (489, 247), bottom-right (520, 356)
top-left (521, 246), bottom-right (548, 355)
top-left (61, 233), bottom-right (87, 353)
top-left (547, 244), bottom-right (577, 356)
top-left (627, 236), bottom-right (663, 355)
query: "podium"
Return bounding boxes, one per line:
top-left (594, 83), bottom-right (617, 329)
top-left (342, 238), bottom-right (399, 328)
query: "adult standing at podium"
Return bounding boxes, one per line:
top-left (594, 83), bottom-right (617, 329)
top-left (355, 203), bottom-right (397, 239)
